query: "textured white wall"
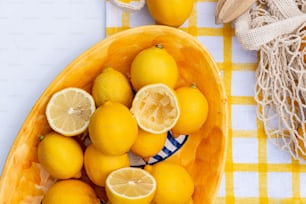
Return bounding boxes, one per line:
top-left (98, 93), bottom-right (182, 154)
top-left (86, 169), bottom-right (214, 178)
top-left (0, 0), bottom-right (106, 173)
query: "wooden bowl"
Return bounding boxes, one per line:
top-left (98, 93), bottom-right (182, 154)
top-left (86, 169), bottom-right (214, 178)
top-left (0, 25), bottom-right (228, 204)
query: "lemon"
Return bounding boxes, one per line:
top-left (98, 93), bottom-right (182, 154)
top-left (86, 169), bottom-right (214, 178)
top-left (131, 129), bottom-right (167, 159)
top-left (92, 67), bottom-right (134, 107)
top-left (146, 0), bottom-right (194, 27)
top-left (105, 167), bottom-right (156, 204)
top-left (42, 179), bottom-right (100, 204)
top-left (130, 83), bottom-right (180, 134)
top-left (130, 44), bottom-right (178, 91)
top-left (172, 84), bottom-right (208, 135)
top-left (37, 132), bottom-right (83, 179)
top-left (84, 144), bottom-right (130, 187)
top-left (144, 161), bottom-right (194, 204)
top-left (88, 101), bottom-right (138, 155)
top-left (45, 87), bottom-right (96, 136)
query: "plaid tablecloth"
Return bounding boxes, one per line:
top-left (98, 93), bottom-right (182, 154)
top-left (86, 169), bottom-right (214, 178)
top-left (106, 0), bottom-right (306, 203)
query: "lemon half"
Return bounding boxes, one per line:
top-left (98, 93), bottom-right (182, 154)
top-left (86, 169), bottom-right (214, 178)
top-left (130, 83), bottom-right (180, 134)
top-left (105, 167), bottom-right (156, 204)
top-left (46, 87), bottom-right (95, 136)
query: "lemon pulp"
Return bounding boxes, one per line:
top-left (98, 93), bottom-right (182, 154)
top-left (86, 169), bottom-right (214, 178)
top-left (106, 167), bottom-right (156, 204)
top-left (45, 87), bottom-right (95, 136)
top-left (130, 83), bottom-right (180, 134)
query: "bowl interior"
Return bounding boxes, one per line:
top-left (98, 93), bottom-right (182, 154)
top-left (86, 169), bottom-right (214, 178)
top-left (0, 25), bottom-right (227, 204)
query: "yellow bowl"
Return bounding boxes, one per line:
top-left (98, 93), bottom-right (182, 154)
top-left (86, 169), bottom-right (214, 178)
top-left (0, 25), bottom-right (228, 204)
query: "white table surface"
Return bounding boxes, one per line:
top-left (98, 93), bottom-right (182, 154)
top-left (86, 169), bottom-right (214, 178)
top-left (0, 0), bottom-right (106, 174)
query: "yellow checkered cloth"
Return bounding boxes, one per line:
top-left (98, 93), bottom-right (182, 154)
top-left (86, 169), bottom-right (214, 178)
top-left (105, 0), bottom-right (306, 203)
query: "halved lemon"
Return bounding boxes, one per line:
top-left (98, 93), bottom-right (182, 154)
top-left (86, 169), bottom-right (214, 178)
top-left (105, 167), bottom-right (156, 204)
top-left (46, 87), bottom-right (96, 136)
top-left (130, 83), bottom-right (180, 134)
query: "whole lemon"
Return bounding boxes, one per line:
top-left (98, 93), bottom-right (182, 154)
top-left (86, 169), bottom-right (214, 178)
top-left (172, 85), bottom-right (208, 135)
top-left (146, 0), bottom-right (194, 27)
top-left (88, 101), bottom-right (138, 155)
top-left (42, 179), bottom-right (100, 204)
top-left (144, 161), bottom-right (194, 204)
top-left (37, 132), bottom-right (83, 179)
top-left (130, 44), bottom-right (178, 91)
top-left (84, 144), bottom-right (130, 187)
top-left (131, 129), bottom-right (167, 159)
top-left (92, 67), bottom-right (134, 107)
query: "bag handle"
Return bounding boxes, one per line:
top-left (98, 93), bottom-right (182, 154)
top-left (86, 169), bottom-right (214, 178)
top-left (235, 0), bottom-right (306, 50)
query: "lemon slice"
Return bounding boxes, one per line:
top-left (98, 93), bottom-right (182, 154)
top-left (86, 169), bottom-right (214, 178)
top-left (130, 83), bottom-right (180, 134)
top-left (46, 87), bottom-right (96, 136)
top-left (110, 0), bottom-right (145, 12)
top-left (105, 167), bottom-right (156, 204)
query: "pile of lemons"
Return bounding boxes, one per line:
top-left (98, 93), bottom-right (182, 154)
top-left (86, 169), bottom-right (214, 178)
top-left (39, 44), bottom-right (209, 204)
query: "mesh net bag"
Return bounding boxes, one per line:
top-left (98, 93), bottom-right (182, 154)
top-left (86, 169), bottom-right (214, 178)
top-left (235, 0), bottom-right (306, 160)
